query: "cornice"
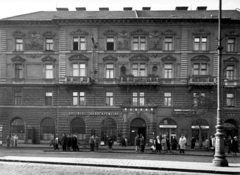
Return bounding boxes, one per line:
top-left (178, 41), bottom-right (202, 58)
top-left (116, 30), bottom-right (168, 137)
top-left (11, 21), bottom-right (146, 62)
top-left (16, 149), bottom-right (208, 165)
top-left (129, 54), bottom-right (149, 61)
top-left (161, 55), bottom-right (176, 62)
top-left (191, 55), bottom-right (210, 61)
top-left (102, 55), bottom-right (118, 61)
top-left (192, 29), bottom-right (211, 35)
top-left (70, 29), bottom-right (88, 36)
top-left (69, 54), bottom-right (89, 61)
top-left (43, 31), bottom-right (56, 37)
top-left (41, 55), bottom-right (56, 62)
top-left (11, 55), bottom-right (26, 62)
top-left (224, 57), bottom-right (239, 63)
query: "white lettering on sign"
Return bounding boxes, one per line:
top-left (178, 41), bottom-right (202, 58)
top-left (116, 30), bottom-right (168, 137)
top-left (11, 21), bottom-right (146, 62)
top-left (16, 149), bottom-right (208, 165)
top-left (159, 125), bottom-right (177, 128)
top-left (69, 112), bottom-right (119, 116)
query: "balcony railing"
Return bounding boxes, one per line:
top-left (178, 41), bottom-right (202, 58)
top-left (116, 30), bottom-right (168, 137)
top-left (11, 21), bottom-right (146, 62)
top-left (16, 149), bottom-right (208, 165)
top-left (118, 76), bottom-right (185, 85)
top-left (64, 76), bottom-right (91, 85)
top-left (224, 79), bottom-right (239, 87)
top-left (188, 75), bottom-right (216, 86)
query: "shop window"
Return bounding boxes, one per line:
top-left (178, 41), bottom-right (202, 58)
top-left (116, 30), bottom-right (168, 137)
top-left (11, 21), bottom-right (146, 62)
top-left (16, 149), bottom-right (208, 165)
top-left (226, 93), bottom-right (235, 107)
top-left (132, 92), bottom-right (145, 106)
top-left (40, 118), bottom-right (55, 140)
top-left (101, 118), bottom-right (117, 142)
top-left (45, 92), bottom-right (52, 106)
top-left (71, 118), bottom-right (86, 140)
top-left (106, 92), bottom-right (113, 106)
top-left (14, 91), bottom-right (22, 105)
top-left (164, 92), bottom-right (172, 106)
top-left (11, 118), bottom-right (25, 140)
top-left (73, 92), bottom-right (85, 106)
top-left (191, 119), bottom-right (209, 144)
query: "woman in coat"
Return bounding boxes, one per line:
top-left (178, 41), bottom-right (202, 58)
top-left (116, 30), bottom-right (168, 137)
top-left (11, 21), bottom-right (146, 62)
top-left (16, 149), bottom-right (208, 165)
top-left (108, 136), bottom-right (113, 152)
top-left (232, 136), bottom-right (239, 156)
top-left (179, 134), bottom-right (187, 153)
top-left (171, 136), bottom-right (178, 151)
top-left (154, 136), bottom-right (161, 154)
top-left (139, 134), bottom-right (145, 153)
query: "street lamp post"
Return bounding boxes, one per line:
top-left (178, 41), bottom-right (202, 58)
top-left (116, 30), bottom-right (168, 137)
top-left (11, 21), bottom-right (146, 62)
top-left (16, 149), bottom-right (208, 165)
top-left (212, 0), bottom-right (228, 167)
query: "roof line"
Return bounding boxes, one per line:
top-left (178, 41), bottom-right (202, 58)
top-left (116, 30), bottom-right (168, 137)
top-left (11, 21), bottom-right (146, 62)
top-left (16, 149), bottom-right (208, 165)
top-left (1, 11), bottom-right (43, 20)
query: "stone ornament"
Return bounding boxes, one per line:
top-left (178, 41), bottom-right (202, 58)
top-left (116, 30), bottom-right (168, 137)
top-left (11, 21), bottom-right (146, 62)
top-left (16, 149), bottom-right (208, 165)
top-left (25, 31), bottom-right (43, 50)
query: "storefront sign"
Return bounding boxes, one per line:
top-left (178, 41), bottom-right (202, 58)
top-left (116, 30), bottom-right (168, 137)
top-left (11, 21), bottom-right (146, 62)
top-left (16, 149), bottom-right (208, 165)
top-left (172, 109), bottom-right (196, 115)
top-left (191, 125), bottom-right (209, 129)
top-left (159, 125), bottom-right (177, 128)
top-left (69, 112), bottom-right (119, 116)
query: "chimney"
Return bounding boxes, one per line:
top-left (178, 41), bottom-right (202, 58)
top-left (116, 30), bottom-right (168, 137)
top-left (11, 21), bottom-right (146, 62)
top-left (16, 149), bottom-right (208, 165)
top-left (76, 7), bottom-right (86, 11)
top-left (175, 6), bottom-right (188, 10)
top-left (56, 8), bottom-right (69, 11)
top-left (123, 7), bottom-right (132, 11)
top-left (99, 7), bottom-right (109, 11)
top-left (196, 6), bottom-right (207, 11)
top-left (142, 7), bottom-right (151, 11)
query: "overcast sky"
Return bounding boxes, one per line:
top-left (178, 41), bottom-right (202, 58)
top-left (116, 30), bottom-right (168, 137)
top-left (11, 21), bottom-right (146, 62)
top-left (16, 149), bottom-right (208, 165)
top-left (0, 0), bottom-right (239, 19)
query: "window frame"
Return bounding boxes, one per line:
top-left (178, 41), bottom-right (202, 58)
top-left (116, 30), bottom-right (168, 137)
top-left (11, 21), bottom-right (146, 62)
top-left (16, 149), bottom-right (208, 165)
top-left (15, 38), bottom-right (24, 51)
top-left (132, 92), bottom-right (145, 106)
top-left (164, 92), bottom-right (172, 106)
top-left (132, 36), bottom-right (146, 51)
top-left (106, 36), bottom-right (115, 51)
top-left (45, 92), bottom-right (53, 106)
top-left (73, 92), bottom-right (85, 106)
top-left (14, 91), bottom-right (22, 105)
top-left (164, 63), bottom-right (173, 79)
top-left (193, 36), bottom-right (208, 51)
top-left (72, 63), bottom-right (86, 77)
top-left (193, 63), bottom-right (208, 76)
top-left (131, 63), bottom-right (147, 77)
top-left (72, 36), bottom-right (87, 51)
top-left (106, 92), bottom-right (114, 106)
top-left (227, 38), bottom-right (236, 52)
top-left (164, 37), bottom-right (174, 51)
top-left (226, 93), bottom-right (235, 107)
top-left (45, 38), bottom-right (54, 51)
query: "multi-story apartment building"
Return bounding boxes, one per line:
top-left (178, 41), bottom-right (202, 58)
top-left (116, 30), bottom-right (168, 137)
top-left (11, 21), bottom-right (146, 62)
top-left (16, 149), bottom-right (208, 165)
top-left (0, 6), bottom-right (239, 145)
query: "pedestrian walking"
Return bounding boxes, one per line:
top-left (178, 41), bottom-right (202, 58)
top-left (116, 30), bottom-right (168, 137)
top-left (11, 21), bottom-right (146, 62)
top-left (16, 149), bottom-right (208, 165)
top-left (95, 135), bottom-right (100, 151)
top-left (67, 134), bottom-right (72, 151)
top-left (179, 134), bottom-right (187, 153)
top-left (121, 136), bottom-right (126, 147)
top-left (191, 137), bottom-right (196, 149)
top-left (134, 134), bottom-right (140, 152)
top-left (139, 134), bottom-right (145, 153)
top-left (14, 134), bottom-right (18, 148)
top-left (6, 135), bottom-right (10, 147)
top-left (10, 135), bottom-right (14, 148)
top-left (204, 138), bottom-right (210, 150)
top-left (227, 136), bottom-right (232, 154)
top-left (54, 135), bottom-right (60, 150)
top-left (166, 137), bottom-right (171, 153)
top-left (161, 136), bottom-right (167, 153)
top-left (89, 134), bottom-right (95, 151)
top-left (232, 136), bottom-right (239, 156)
top-left (171, 136), bottom-right (178, 151)
top-left (154, 136), bottom-right (161, 154)
top-left (108, 136), bottom-right (113, 152)
top-left (62, 133), bottom-right (67, 151)
top-left (211, 135), bottom-right (216, 155)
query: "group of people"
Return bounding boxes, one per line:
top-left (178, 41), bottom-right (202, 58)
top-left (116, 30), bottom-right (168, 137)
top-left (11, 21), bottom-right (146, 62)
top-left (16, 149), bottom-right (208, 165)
top-left (134, 134), bottom-right (145, 153)
top-left (89, 134), bottom-right (101, 152)
top-left (6, 134), bottom-right (18, 148)
top-left (50, 133), bottom-right (80, 151)
top-left (226, 136), bottom-right (239, 156)
top-left (151, 134), bottom-right (187, 154)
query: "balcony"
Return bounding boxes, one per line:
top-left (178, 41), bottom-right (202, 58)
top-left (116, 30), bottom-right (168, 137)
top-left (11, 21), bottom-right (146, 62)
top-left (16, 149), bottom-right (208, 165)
top-left (224, 79), bottom-right (239, 88)
top-left (64, 76), bottom-right (91, 85)
top-left (188, 75), bottom-right (216, 86)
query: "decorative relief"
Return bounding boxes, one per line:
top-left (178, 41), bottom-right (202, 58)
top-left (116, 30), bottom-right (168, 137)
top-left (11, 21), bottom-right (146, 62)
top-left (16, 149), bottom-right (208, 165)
top-left (162, 29), bottom-right (176, 35)
top-left (25, 55), bottom-right (43, 59)
top-left (225, 31), bottom-right (239, 37)
top-left (150, 53), bottom-right (162, 58)
top-left (12, 30), bottom-right (25, 36)
top-left (69, 54), bottom-right (89, 61)
top-left (104, 29), bottom-right (117, 35)
top-left (161, 55), bottom-right (176, 62)
top-left (192, 29), bottom-right (210, 35)
top-left (115, 53), bottom-right (131, 58)
top-left (129, 54), bottom-right (149, 61)
top-left (43, 31), bottom-right (56, 37)
top-left (41, 56), bottom-right (56, 62)
top-left (70, 29), bottom-right (88, 35)
top-left (102, 55), bottom-right (118, 61)
top-left (224, 57), bottom-right (239, 63)
top-left (191, 55), bottom-right (210, 61)
top-left (11, 55), bottom-right (26, 62)
top-left (130, 29), bottom-right (148, 35)
top-left (150, 62), bottom-right (160, 65)
top-left (117, 30), bottom-right (130, 50)
top-left (118, 62), bottom-right (129, 65)
top-left (25, 31), bottom-right (43, 50)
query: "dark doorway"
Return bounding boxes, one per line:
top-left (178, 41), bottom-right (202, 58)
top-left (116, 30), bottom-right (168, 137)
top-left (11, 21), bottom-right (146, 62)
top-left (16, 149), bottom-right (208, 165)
top-left (130, 118), bottom-right (146, 145)
top-left (224, 119), bottom-right (238, 139)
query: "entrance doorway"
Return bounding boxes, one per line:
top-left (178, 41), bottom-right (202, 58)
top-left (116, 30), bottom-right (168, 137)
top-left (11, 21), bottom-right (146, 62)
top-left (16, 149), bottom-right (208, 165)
top-left (224, 119), bottom-right (238, 139)
top-left (101, 118), bottom-right (117, 144)
top-left (130, 118), bottom-right (146, 145)
top-left (159, 118), bottom-right (177, 143)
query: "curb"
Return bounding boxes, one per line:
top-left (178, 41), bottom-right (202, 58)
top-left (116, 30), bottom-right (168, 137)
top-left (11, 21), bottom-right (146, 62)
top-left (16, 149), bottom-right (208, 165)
top-left (0, 158), bottom-right (239, 174)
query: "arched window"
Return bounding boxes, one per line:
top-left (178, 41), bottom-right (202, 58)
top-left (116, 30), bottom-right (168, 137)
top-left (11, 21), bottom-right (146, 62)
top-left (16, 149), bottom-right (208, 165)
top-left (11, 118), bottom-right (25, 140)
top-left (71, 118), bottom-right (86, 140)
top-left (40, 118), bottom-right (55, 140)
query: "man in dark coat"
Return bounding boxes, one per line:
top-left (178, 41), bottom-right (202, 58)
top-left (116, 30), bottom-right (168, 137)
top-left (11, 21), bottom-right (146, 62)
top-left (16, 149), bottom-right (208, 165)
top-left (62, 133), bottom-right (67, 151)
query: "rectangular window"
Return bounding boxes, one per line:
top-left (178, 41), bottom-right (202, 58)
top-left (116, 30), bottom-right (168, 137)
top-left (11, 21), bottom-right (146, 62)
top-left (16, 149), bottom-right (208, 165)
top-left (73, 92), bottom-right (85, 106)
top-left (164, 37), bottom-right (173, 50)
top-left (15, 64), bottom-right (23, 79)
top-left (73, 37), bottom-right (86, 50)
top-left (227, 93), bottom-right (235, 107)
top-left (164, 92), bottom-right (172, 106)
top-left (164, 64), bottom-right (172, 79)
top-left (14, 91), bottom-right (22, 105)
top-left (80, 37), bottom-right (86, 50)
top-left (73, 63), bottom-right (86, 76)
top-left (193, 63), bottom-right (207, 75)
top-left (227, 38), bottom-right (235, 52)
top-left (132, 63), bottom-right (146, 77)
top-left (193, 92), bottom-right (206, 106)
top-left (106, 37), bottom-right (114, 50)
top-left (45, 38), bottom-right (53, 51)
top-left (194, 37), bottom-right (207, 51)
top-left (106, 92), bottom-right (113, 106)
top-left (45, 64), bottom-right (53, 79)
top-left (15, 38), bottom-right (23, 51)
top-left (45, 92), bottom-right (52, 106)
top-left (226, 66), bottom-right (235, 80)
top-left (132, 92), bottom-right (144, 106)
top-left (73, 37), bottom-right (79, 50)
top-left (133, 37), bottom-right (146, 50)
top-left (106, 64), bottom-right (114, 78)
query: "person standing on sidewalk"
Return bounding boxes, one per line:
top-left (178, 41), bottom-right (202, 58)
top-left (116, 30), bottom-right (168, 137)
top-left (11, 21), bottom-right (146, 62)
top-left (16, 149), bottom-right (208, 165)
top-left (54, 135), bottom-right (60, 150)
top-left (95, 135), bottom-right (100, 152)
top-left (154, 136), bottom-right (161, 154)
top-left (232, 136), bottom-right (239, 156)
top-left (179, 134), bottom-right (187, 153)
top-left (14, 134), bottom-right (18, 148)
top-left (89, 134), bottom-right (95, 152)
top-left (62, 133), bottom-right (67, 151)
top-left (6, 135), bottom-right (10, 148)
top-left (139, 134), bottom-right (145, 153)
top-left (134, 134), bottom-right (139, 153)
top-left (227, 136), bottom-right (232, 154)
top-left (211, 135), bottom-right (216, 155)
top-left (171, 136), bottom-right (177, 152)
top-left (108, 136), bottom-right (113, 152)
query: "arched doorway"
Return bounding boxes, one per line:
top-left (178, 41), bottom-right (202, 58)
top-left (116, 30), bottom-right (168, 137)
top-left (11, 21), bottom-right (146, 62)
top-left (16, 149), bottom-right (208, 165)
top-left (191, 119), bottom-right (209, 144)
top-left (101, 118), bottom-right (117, 144)
top-left (159, 118), bottom-right (177, 142)
top-left (40, 118), bottom-right (55, 141)
top-left (224, 119), bottom-right (238, 139)
top-left (10, 118), bottom-right (25, 140)
top-left (70, 118), bottom-right (86, 140)
top-left (130, 118), bottom-right (146, 145)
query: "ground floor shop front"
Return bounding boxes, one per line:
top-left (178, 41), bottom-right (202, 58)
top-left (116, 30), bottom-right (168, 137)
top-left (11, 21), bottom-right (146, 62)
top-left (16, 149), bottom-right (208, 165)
top-left (0, 107), bottom-right (239, 146)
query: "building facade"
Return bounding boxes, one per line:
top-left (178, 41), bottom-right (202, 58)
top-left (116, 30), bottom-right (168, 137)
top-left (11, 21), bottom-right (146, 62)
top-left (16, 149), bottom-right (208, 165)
top-left (0, 7), bottom-right (240, 145)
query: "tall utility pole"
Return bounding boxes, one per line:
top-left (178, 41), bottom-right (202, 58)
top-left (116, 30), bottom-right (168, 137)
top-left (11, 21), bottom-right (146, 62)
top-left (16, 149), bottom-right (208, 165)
top-left (212, 0), bottom-right (228, 167)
